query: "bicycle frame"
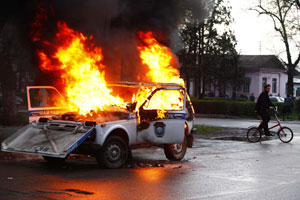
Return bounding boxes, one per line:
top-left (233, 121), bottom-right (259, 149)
top-left (258, 108), bottom-right (283, 132)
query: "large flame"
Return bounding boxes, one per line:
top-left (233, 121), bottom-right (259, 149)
top-left (137, 32), bottom-right (185, 118)
top-left (33, 18), bottom-right (185, 120)
top-left (36, 21), bottom-right (126, 115)
top-left (137, 32), bottom-right (184, 86)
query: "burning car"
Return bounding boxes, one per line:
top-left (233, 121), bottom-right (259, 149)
top-left (1, 15), bottom-right (197, 168)
top-left (1, 82), bottom-right (195, 168)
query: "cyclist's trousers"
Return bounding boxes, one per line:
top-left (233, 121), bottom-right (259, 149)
top-left (257, 111), bottom-right (270, 134)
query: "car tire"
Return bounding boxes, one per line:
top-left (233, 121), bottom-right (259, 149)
top-left (164, 135), bottom-right (187, 161)
top-left (96, 136), bottom-right (129, 169)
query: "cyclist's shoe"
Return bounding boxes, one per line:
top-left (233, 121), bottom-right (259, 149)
top-left (265, 132), bottom-right (273, 136)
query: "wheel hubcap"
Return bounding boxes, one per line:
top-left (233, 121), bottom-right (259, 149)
top-left (106, 144), bottom-right (122, 162)
top-left (173, 143), bottom-right (183, 153)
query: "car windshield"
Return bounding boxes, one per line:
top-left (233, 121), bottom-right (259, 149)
top-left (109, 85), bottom-right (140, 103)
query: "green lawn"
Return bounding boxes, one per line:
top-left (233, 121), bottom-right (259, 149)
top-left (193, 125), bottom-right (222, 134)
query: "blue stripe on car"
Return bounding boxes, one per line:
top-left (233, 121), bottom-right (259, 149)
top-left (66, 127), bottom-right (95, 157)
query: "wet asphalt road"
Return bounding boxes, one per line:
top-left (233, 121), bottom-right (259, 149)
top-left (1, 118), bottom-right (300, 200)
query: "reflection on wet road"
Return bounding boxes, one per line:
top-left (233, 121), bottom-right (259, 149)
top-left (1, 133), bottom-right (300, 199)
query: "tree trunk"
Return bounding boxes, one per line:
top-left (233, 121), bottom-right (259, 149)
top-left (198, 75), bottom-right (202, 98)
top-left (194, 75), bottom-right (199, 98)
top-left (287, 67), bottom-right (294, 96)
top-left (223, 81), bottom-right (226, 97)
top-left (232, 86), bottom-right (236, 100)
top-left (218, 80), bottom-right (226, 97)
top-left (201, 77), bottom-right (205, 97)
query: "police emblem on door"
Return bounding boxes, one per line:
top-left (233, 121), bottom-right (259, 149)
top-left (153, 122), bottom-right (166, 137)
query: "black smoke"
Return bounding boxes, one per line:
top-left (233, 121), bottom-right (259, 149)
top-left (50, 0), bottom-right (207, 43)
top-left (2, 0), bottom-right (208, 83)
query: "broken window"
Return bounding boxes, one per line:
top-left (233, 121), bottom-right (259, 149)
top-left (143, 89), bottom-right (184, 111)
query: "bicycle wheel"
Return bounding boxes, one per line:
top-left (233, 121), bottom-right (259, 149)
top-left (247, 127), bottom-right (262, 143)
top-left (277, 127), bottom-right (293, 143)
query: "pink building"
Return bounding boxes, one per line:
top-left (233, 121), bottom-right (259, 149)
top-left (186, 55), bottom-right (288, 100)
top-left (239, 55), bottom-right (287, 100)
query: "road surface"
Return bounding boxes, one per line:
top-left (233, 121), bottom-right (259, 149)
top-left (1, 129), bottom-right (300, 200)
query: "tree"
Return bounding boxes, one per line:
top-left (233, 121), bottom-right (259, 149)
top-left (178, 0), bottom-right (243, 98)
top-left (252, 0), bottom-right (300, 95)
top-left (0, 22), bottom-right (19, 124)
top-left (211, 32), bottom-right (243, 99)
top-left (0, 2), bottom-right (34, 125)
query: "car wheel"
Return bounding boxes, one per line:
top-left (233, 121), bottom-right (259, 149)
top-left (164, 135), bottom-right (187, 161)
top-left (96, 136), bottom-right (129, 169)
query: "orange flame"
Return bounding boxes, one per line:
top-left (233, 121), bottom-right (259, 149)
top-left (33, 17), bottom-right (185, 120)
top-left (36, 21), bottom-right (126, 115)
top-left (137, 32), bottom-right (185, 118)
top-left (138, 32), bottom-right (184, 86)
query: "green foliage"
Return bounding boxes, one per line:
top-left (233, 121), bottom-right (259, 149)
top-left (193, 125), bottom-right (221, 134)
top-left (280, 99), bottom-right (300, 120)
top-left (194, 97), bottom-right (248, 101)
top-left (192, 99), bottom-right (284, 118)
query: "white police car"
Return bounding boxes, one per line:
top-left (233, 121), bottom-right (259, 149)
top-left (2, 82), bottom-right (195, 168)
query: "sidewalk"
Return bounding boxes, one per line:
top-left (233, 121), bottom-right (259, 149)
top-left (195, 117), bottom-right (300, 134)
top-left (196, 114), bottom-right (300, 123)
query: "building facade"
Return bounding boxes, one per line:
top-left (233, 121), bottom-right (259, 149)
top-left (186, 55), bottom-right (288, 100)
top-left (239, 55), bottom-right (287, 100)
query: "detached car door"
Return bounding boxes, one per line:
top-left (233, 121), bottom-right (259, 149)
top-left (27, 86), bottom-right (65, 123)
top-left (2, 86), bottom-right (95, 158)
top-left (137, 88), bottom-right (186, 144)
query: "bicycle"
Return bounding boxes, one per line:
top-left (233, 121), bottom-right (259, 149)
top-left (247, 107), bottom-right (293, 143)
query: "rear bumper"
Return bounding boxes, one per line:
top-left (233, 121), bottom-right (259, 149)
top-left (187, 128), bottom-right (197, 148)
top-left (191, 128), bottom-right (197, 135)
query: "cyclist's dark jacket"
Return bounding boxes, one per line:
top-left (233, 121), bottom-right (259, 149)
top-left (255, 91), bottom-right (274, 112)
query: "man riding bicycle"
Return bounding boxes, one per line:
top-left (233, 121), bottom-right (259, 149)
top-left (255, 84), bottom-right (275, 136)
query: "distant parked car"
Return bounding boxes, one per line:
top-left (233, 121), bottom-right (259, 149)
top-left (269, 96), bottom-right (284, 103)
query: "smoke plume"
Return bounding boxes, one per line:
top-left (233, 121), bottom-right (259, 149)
top-left (31, 0), bottom-right (208, 83)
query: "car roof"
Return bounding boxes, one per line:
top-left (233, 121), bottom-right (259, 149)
top-left (107, 81), bottom-right (184, 90)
